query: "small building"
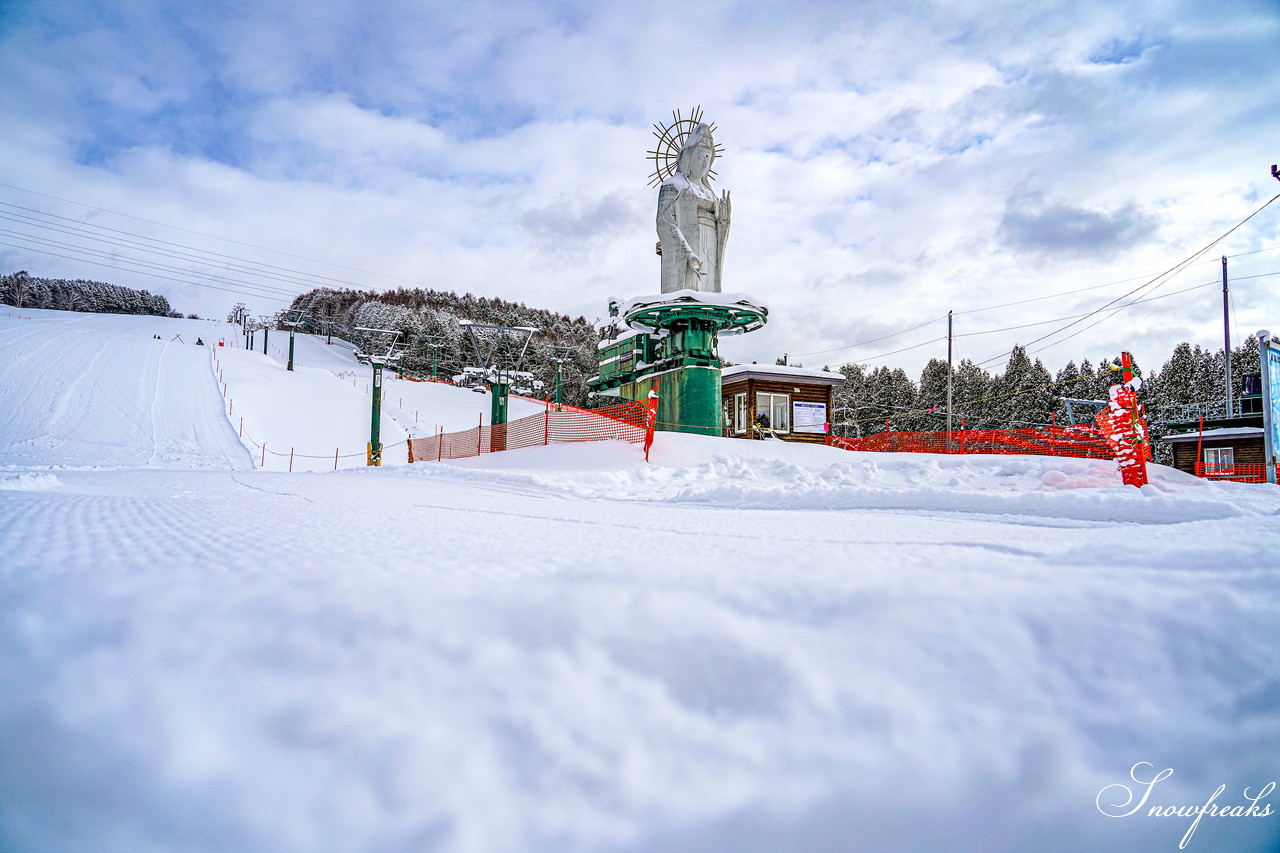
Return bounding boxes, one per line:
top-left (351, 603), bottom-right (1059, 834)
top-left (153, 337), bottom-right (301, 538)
top-left (1158, 373), bottom-right (1266, 479)
top-left (720, 364), bottom-right (844, 443)
top-left (1161, 426), bottom-right (1265, 475)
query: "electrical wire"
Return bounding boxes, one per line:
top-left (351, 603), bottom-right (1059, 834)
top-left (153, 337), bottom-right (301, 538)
top-left (5, 180), bottom-right (1279, 363)
top-left (0, 229), bottom-right (304, 299)
top-left (0, 240), bottom-right (297, 304)
top-left (975, 191), bottom-right (1280, 371)
top-left (789, 315), bottom-right (948, 358)
top-left (0, 232), bottom-right (307, 301)
top-left (955, 280), bottom-right (1219, 338)
top-left (0, 181), bottom-right (432, 289)
top-left (790, 248), bottom-right (1280, 362)
top-left (0, 203), bottom-right (368, 294)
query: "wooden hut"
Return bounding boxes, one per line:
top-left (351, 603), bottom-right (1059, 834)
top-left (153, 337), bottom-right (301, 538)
top-left (720, 364), bottom-right (843, 443)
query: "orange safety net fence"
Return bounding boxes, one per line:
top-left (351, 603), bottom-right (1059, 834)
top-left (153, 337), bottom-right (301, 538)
top-left (409, 400), bottom-right (648, 462)
top-left (1199, 463), bottom-right (1269, 484)
top-left (828, 424), bottom-right (1113, 458)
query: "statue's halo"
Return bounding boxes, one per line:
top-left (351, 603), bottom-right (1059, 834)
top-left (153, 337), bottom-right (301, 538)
top-left (647, 105), bottom-right (726, 187)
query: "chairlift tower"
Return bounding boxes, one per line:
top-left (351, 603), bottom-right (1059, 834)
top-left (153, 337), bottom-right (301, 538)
top-left (461, 322), bottom-right (537, 441)
top-left (423, 334), bottom-right (446, 380)
top-left (548, 346), bottom-right (574, 411)
top-left (353, 327), bottom-right (404, 466)
top-left (257, 315), bottom-right (274, 355)
top-left (282, 309), bottom-right (307, 371)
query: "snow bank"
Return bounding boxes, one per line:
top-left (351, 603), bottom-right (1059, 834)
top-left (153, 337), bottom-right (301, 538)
top-left (435, 432), bottom-right (1266, 525)
top-left (3, 308), bottom-right (1279, 853)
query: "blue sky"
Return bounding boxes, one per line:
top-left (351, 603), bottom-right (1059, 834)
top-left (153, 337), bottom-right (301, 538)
top-left (2, 0), bottom-right (1279, 377)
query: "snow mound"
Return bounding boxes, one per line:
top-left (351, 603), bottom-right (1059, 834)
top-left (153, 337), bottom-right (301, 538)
top-left (425, 433), bottom-right (1265, 524)
top-left (0, 472), bottom-right (59, 490)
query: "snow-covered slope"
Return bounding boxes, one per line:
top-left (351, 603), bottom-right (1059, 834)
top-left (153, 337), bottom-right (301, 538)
top-left (0, 308), bottom-right (249, 469)
top-left (2, 307), bottom-right (1278, 853)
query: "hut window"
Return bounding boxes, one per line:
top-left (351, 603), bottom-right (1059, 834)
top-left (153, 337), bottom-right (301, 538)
top-left (756, 392), bottom-right (791, 432)
top-left (1204, 447), bottom-right (1234, 472)
top-left (733, 392), bottom-right (748, 434)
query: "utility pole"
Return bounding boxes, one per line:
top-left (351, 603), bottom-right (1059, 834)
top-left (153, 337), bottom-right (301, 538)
top-left (1223, 256), bottom-right (1233, 416)
top-left (946, 310), bottom-right (954, 436)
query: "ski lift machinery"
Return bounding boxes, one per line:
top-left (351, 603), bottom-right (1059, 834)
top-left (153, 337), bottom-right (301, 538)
top-left (458, 322), bottom-right (541, 429)
top-left (353, 327), bottom-right (405, 466)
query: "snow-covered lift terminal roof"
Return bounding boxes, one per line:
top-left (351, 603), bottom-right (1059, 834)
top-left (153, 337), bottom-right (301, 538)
top-left (721, 363), bottom-right (846, 385)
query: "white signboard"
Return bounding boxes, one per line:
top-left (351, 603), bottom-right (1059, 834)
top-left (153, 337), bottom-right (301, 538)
top-left (793, 401), bottom-right (828, 434)
top-left (1260, 333), bottom-right (1280, 484)
top-left (1268, 344), bottom-right (1280, 456)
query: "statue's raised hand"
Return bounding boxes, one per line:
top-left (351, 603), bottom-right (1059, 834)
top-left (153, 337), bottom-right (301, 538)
top-left (688, 251), bottom-right (705, 278)
top-left (718, 190), bottom-right (731, 222)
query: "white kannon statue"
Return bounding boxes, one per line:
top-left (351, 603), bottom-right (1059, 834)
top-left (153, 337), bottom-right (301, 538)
top-left (657, 123), bottom-right (730, 293)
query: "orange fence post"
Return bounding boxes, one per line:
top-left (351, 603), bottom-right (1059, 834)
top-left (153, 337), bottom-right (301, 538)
top-left (438, 426), bottom-right (443, 462)
top-left (644, 378), bottom-right (661, 462)
top-left (544, 408), bottom-right (550, 445)
top-left (261, 443), bottom-right (266, 467)
top-left (1195, 414), bottom-right (1204, 477)
top-left (476, 413), bottom-right (483, 457)
top-left (334, 448), bottom-right (339, 471)
top-left (289, 447), bottom-right (294, 472)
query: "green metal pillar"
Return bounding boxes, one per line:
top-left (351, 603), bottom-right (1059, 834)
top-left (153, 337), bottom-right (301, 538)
top-left (287, 327), bottom-right (296, 371)
top-left (489, 372), bottom-right (510, 426)
top-left (262, 327), bottom-right (268, 356)
top-left (626, 366), bottom-right (721, 436)
top-left (431, 347), bottom-right (438, 380)
top-left (663, 366), bottom-right (721, 436)
top-left (369, 361), bottom-right (384, 466)
top-left (487, 371), bottom-right (511, 453)
top-left (555, 362), bottom-right (563, 411)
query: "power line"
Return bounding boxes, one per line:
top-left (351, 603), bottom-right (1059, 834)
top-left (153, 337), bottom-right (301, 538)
top-left (0, 226), bottom-right (304, 299)
top-left (0, 203), bottom-right (370, 294)
top-left (791, 246), bottom-right (1280, 360)
top-left (0, 240), bottom-right (297, 304)
top-left (955, 281), bottom-right (1220, 339)
top-left (826, 272), bottom-right (1277, 369)
top-left (975, 191), bottom-right (1280, 371)
top-left (790, 314), bottom-right (947, 358)
top-left (0, 230), bottom-right (308, 300)
top-left (0, 181), bottom-right (433, 289)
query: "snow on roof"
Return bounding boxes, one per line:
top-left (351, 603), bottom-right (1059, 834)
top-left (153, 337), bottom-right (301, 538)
top-left (597, 328), bottom-right (645, 350)
top-left (1160, 427), bottom-right (1264, 442)
top-left (721, 363), bottom-right (845, 384)
top-left (620, 289), bottom-right (770, 316)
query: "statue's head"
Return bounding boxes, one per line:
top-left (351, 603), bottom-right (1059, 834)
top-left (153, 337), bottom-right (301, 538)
top-left (677, 123), bottom-right (715, 181)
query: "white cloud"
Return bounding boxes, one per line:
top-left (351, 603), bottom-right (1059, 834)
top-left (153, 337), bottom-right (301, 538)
top-left (1, 0), bottom-right (1277, 376)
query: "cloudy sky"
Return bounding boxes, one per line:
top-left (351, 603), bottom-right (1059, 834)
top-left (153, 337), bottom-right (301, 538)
top-left (2, 0), bottom-right (1279, 377)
